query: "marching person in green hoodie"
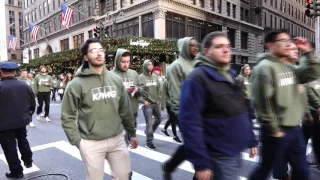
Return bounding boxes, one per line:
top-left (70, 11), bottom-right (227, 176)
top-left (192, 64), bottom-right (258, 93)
top-left (162, 37), bottom-right (198, 179)
top-left (19, 69), bottom-right (36, 127)
top-left (112, 49), bottom-right (141, 128)
top-left (249, 29), bottom-right (320, 180)
top-left (237, 64), bottom-right (255, 121)
top-left (139, 60), bottom-right (162, 150)
top-left (33, 66), bottom-right (53, 122)
top-left (272, 42), bottom-right (312, 180)
top-left (61, 38), bottom-right (138, 180)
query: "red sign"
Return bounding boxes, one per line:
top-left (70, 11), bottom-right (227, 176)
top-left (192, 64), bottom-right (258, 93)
top-left (306, 0), bottom-right (312, 4)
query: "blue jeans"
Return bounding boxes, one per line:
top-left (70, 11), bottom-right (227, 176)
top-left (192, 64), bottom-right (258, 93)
top-left (212, 155), bottom-right (241, 180)
top-left (142, 104), bottom-right (162, 144)
top-left (249, 125), bottom-right (309, 180)
top-left (195, 155), bottom-right (241, 180)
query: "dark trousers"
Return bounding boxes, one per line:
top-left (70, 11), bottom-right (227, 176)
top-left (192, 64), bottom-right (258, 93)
top-left (164, 106), bottom-right (178, 137)
top-left (164, 145), bottom-right (186, 173)
top-left (51, 88), bottom-right (56, 101)
top-left (142, 104), bottom-right (162, 144)
top-left (245, 99), bottom-right (255, 120)
top-left (249, 125), bottom-right (309, 180)
top-left (302, 109), bottom-right (320, 164)
top-left (0, 127), bottom-right (33, 175)
top-left (59, 93), bottom-right (64, 101)
top-left (37, 92), bottom-right (50, 117)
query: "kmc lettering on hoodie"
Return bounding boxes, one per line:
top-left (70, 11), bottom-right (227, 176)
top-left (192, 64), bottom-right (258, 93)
top-left (146, 80), bottom-right (157, 86)
top-left (91, 86), bottom-right (117, 101)
top-left (122, 78), bottom-right (134, 86)
top-left (278, 72), bottom-right (295, 86)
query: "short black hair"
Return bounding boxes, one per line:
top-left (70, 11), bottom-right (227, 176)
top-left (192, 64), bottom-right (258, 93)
top-left (202, 31), bottom-right (229, 49)
top-left (264, 29), bottom-right (289, 44)
top-left (80, 38), bottom-right (102, 57)
top-left (122, 52), bottom-right (131, 57)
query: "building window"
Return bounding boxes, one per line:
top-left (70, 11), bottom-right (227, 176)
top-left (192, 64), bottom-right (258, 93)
top-left (241, 31), bottom-right (248, 49)
top-left (275, 0), bottom-right (277, 9)
top-left (53, 18), bottom-right (56, 31)
top-left (288, 4), bottom-right (290, 15)
top-left (116, 18), bottom-right (139, 37)
top-left (130, 0), bottom-right (136, 3)
top-left (280, 18), bottom-right (282, 28)
top-left (11, 54), bottom-right (17, 60)
top-left (9, 0), bottom-right (14, 5)
top-left (264, 12), bottom-right (267, 26)
top-left (270, 0), bottom-right (273, 6)
top-left (295, 8), bottom-right (297, 19)
top-left (43, 2), bottom-right (47, 15)
top-left (166, 12), bottom-right (186, 39)
top-left (49, 20), bottom-right (52, 33)
top-left (39, 5), bottom-right (42, 18)
top-left (78, 4), bottom-right (83, 21)
top-left (291, 5), bottom-right (293, 17)
top-left (47, 0), bottom-right (50, 13)
top-left (241, 56), bottom-right (248, 64)
top-left (9, 11), bottom-right (16, 36)
top-left (88, 30), bottom-right (93, 38)
top-left (34, 48), bottom-right (39, 58)
top-left (53, 0), bottom-right (55, 9)
top-left (227, 2), bottom-right (231, 17)
top-left (73, 33), bottom-right (84, 48)
top-left (199, 0), bottom-right (204, 8)
top-left (227, 28), bottom-right (236, 48)
top-left (241, 8), bottom-right (249, 22)
top-left (113, 0), bottom-right (117, 11)
top-left (210, 0), bottom-right (215, 11)
top-left (232, 4), bottom-right (236, 18)
top-left (274, 17), bottom-right (277, 28)
top-left (18, 1), bottom-right (22, 7)
top-left (187, 18), bottom-right (205, 42)
top-left (19, 12), bottom-right (23, 26)
top-left (191, 0), bottom-right (196, 5)
top-left (270, 14), bottom-right (273, 27)
top-left (142, 13), bottom-right (154, 38)
top-left (217, 0), bottom-right (222, 13)
top-left (88, 3), bottom-right (92, 17)
top-left (283, 1), bottom-right (286, 13)
top-left (60, 38), bottom-right (69, 51)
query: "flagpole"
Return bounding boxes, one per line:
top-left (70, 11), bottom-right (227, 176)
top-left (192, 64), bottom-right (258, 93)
top-left (26, 20), bottom-right (48, 32)
top-left (70, 6), bottom-right (85, 15)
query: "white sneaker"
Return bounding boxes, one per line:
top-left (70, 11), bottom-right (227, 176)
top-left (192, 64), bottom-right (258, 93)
top-left (40, 113), bottom-right (45, 117)
top-left (36, 115), bottom-right (41, 120)
top-left (45, 117), bottom-right (51, 122)
top-left (29, 122), bottom-right (35, 127)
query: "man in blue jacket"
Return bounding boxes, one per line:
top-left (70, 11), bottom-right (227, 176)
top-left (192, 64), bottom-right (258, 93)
top-left (0, 62), bottom-right (36, 179)
top-left (179, 32), bottom-right (258, 180)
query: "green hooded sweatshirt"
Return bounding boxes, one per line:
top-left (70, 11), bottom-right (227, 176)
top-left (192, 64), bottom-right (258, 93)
top-left (111, 49), bottom-right (141, 114)
top-left (19, 77), bottom-right (33, 87)
top-left (251, 52), bottom-right (320, 134)
top-left (167, 37), bottom-right (195, 115)
top-left (61, 65), bottom-right (136, 148)
top-left (139, 60), bottom-right (161, 103)
top-left (33, 74), bottom-right (53, 93)
top-left (307, 79), bottom-right (320, 111)
top-left (237, 65), bottom-right (251, 99)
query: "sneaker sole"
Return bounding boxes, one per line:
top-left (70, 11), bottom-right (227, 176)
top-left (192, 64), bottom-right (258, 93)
top-left (144, 145), bottom-right (157, 151)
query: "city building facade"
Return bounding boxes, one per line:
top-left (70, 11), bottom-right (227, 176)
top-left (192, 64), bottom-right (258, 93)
top-left (22, 0), bottom-right (316, 65)
top-left (262, 0), bottom-right (315, 46)
top-left (0, 0), bottom-right (23, 62)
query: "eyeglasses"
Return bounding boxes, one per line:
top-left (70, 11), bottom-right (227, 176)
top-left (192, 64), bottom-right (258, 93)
top-left (273, 39), bottom-right (293, 44)
top-left (88, 48), bottom-right (106, 53)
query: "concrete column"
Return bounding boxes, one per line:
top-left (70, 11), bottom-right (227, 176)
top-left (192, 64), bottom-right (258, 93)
top-left (153, 8), bottom-right (167, 39)
top-left (139, 15), bottom-right (142, 37)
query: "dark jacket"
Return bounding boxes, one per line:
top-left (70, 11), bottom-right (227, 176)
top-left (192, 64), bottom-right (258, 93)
top-left (179, 53), bottom-right (257, 171)
top-left (0, 77), bottom-right (36, 131)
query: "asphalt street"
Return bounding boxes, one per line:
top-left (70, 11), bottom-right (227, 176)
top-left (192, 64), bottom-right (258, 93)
top-left (0, 100), bottom-right (319, 180)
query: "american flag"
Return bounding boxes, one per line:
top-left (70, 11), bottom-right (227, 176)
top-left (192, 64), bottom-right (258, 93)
top-left (61, 4), bottom-right (74, 29)
top-left (28, 24), bottom-right (40, 42)
top-left (8, 35), bottom-right (17, 50)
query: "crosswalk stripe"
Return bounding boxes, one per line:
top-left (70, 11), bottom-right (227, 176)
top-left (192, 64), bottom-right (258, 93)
top-left (53, 141), bottom-right (152, 180)
top-left (138, 123), bottom-right (260, 136)
top-left (0, 152), bottom-right (40, 174)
